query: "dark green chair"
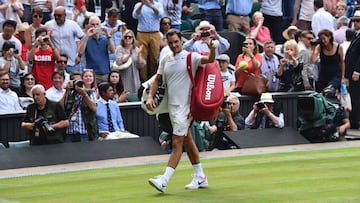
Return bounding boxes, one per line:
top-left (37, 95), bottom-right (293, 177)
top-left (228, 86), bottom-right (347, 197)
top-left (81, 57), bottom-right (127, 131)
top-left (181, 20), bottom-right (194, 32)
top-left (188, 3), bottom-right (201, 20)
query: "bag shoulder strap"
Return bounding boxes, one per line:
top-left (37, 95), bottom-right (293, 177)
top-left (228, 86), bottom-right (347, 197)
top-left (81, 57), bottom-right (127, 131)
top-left (186, 52), bottom-right (195, 86)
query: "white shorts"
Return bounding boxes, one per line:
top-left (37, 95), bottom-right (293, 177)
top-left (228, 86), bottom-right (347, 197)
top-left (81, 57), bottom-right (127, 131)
top-left (168, 104), bottom-right (191, 136)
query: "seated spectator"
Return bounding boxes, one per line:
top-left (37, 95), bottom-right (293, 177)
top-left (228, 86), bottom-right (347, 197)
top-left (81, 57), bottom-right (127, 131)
top-left (18, 73), bottom-right (36, 98)
top-left (59, 69), bottom-right (98, 142)
top-left (96, 82), bottom-right (138, 140)
top-left (108, 70), bottom-right (129, 103)
top-left (260, 40), bottom-right (280, 92)
top-left (28, 28), bottom-right (60, 90)
top-left (183, 20), bottom-right (230, 57)
top-left (234, 36), bottom-right (262, 92)
top-left (216, 54), bottom-right (235, 96)
top-left (46, 71), bottom-right (66, 102)
top-left (114, 29), bottom-right (146, 96)
top-left (250, 11), bottom-right (271, 44)
top-left (21, 84), bottom-right (69, 145)
top-left (245, 92), bottom-right (284, 129)
top-left (207, 95), bottom-right (245, 150)
top-left (18, 73), bottom-right (36, 109)
top-left (0, 41), bottom-right (26, 93)
top-left (0, 72), bottom-right (23, 113)
top-left (282, 25), bottom-right (300, 42)
top-left (277, 39), bottom-right (304, 92)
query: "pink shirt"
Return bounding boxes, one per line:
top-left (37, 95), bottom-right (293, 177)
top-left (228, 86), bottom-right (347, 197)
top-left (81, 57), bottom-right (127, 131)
top-left (250, 25), bottom-right (271, 44)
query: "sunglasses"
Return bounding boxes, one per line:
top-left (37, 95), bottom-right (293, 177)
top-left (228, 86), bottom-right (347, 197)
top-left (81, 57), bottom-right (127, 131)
top-left (162, 22), bottom-right (171, 25)
top-left (57, 60), bottom-right (67, 64)
top-left (54, 14), bottom-right (63, 18)
top-left (124, 35), bottom-right (133, 39)
top-left (25, 77), bottom-right (35, 81)
top-left (306, 37), bottom-right (314, 40)
top-left (33, 15), bottom-right (43, 18)
top-left (354, 19), bottom-right (360, 22)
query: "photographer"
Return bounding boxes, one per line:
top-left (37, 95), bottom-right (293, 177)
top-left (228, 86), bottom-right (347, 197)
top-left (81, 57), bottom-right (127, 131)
top-left (245, 92), bottom-right (284, 129)
top-left (0, 41), bottom-right (26, 93)
top-left (21, 84), bottom-right (69, 145)
top-left (59, 70), bottom-right (98, 142)
top-left (209, 95), bottom-right (245, 150)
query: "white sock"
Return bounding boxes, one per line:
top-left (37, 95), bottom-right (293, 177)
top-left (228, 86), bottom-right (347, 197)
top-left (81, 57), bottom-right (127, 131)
top-left (163, 166), bottom-right (175, 182)
top-left (193, 163), bottom-right (205, 177)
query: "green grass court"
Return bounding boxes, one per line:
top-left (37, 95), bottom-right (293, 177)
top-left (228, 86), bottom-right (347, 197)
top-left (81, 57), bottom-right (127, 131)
top-left (0, 147), bottom-right (359, 203)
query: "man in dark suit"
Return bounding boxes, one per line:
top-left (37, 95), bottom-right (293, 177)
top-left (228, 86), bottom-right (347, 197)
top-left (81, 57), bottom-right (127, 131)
top-left (345, 10), bottom-right (360, 129)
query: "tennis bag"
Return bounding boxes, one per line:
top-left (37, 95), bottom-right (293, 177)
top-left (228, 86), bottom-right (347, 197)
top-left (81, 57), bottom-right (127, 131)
top-left (186, 52), bottom-right (224, 121)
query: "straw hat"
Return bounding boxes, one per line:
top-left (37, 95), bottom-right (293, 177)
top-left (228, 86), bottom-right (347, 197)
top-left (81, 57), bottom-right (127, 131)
top-left (259, 93), bottom-right (274, 103)
top-left (195, 20), bottom-right (214, 32)
top-left (352, 10), bottom-right (360, 19)
top-left (17, 22), bottom-right (30, 32)
top-left (282, 25), bottom-right (299, 40)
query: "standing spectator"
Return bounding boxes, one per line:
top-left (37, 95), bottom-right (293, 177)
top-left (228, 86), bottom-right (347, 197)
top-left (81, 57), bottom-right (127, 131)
top-left (310, 29), bottom-right (345, 92)
top-left (292, 0), bottom-right (314, 31)
top-left (78, 15), bottom-right (115, 85)
top-left (334, 16), bottom-right (349, 44)
top-left (335, 1), bottom-right (347, 18)
top-left (96, 82), bottom-right (127, 139)
top-left (60, 69), bottom-right (98, 142)
top-left (24, 8), bottom-right (45, 50)
top-left (132, 0), bottom-right (164, 82)
top-left (198, 0), bottom-right (224, 31)
top-left (71, 0), bottom-right (94, 28)
top-left (245, 92), bottom-right (284, 129)
top-left (250, 11), bottom-right (271, 44)
top-left (46, 6), bottom-right (84, 74)
top-left (0, 41), bottom-right (26, 93)
top-left (0, 19), bottom-right (22, 58)
top-left (114, 29), bottom-right (145, 96)
top-left (101, 7), bottom-right (127, 67)
top-left (181, 0), bottom-right (195, 24)
top-left (15, 22), bottom-right (29, 63)
top-left (298, 30), bottom-right (316, 90)
top-left (146, 29), bottom-right (214, 193)
top-left (261, 0), bottom-right (283, 44)
top-left (277, 39), bottom-right (304, 92)
top-left (28, 28), bottom-right (60, 90)
top-left (234, 36), bottom-right (262, 92)
top-left (162, 0), bottom-right (183, 30)
top-left (216, 54), bottom-right (235, 96)
top-left (122, 0), bottom-right (140, 34)
top-left (22, 0), bottom-right (31, 23)
top-left (0, 72), bottom-right (22, 113)
top-left (183, 21), bottom-right (230, 57)
top-left (260, 40), bottom-right (280, 92)
top-left (45, 71), bottom-right (65, 102)
top-left (312, 0), bottom-right (335, 37)
top-left (344, 11), bottom-right (360, 129)
top-left (341, 28), bottom-right (355, 59)
top-left (0, 0), bottom-right (7, 32)
top-left (108, 70), bottom-right (129, 103)
top-left (30, 0), bottom-right (52, 23)
top-left (282, 25), bottom-right (300, 41)
top-left (225, 0), bottom-right (252, 34)
top-left (5, 0), bottom-right (24, 25)
top-left (21, 84), bottom-right (69, 145)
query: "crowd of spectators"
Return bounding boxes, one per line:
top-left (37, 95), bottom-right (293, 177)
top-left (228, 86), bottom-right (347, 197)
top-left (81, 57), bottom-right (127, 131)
top-left (0, 0), bottom-right (357, 148)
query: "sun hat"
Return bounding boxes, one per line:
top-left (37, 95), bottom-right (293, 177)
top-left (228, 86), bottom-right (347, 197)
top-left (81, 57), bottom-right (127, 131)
top-left (195, 20), bottom-right (214, 32)
top-left (352, 10), bottom-right (360, 19)
top-left (259, 93), bottom-right (274, 103)
top-left (17, 22), bottom-right (30, 32)
top-left (282, 25), bottom-right (299, 40)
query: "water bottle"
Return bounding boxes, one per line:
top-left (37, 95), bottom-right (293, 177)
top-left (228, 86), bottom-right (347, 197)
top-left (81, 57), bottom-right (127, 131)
top-left (340, 84), bottom-right (348, 95)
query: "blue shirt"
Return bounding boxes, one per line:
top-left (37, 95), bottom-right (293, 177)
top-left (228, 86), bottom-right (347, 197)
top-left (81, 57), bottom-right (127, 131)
top-left (85, 35), bottom-right (111, 75)
top-left (183, 37), bottom-right (230, 57)
top-left (226, 0), bottom-right (253, 16)
top-left (198, 0), bottom-right (224, 10)
top-left (96, 98), bottom-right (125, 133)
top-left (101, 20), bottom-right (125, 62)
top-left (132, 1), bottom-right (164, 32)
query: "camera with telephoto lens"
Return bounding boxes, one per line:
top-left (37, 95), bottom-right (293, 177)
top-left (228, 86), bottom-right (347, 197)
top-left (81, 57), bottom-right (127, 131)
top-left (34, 116), bottom-right (56, 136)
top-left (256, 102), bottom-right (265, 109)
top-left (221, 96), bottom-right (231, 109)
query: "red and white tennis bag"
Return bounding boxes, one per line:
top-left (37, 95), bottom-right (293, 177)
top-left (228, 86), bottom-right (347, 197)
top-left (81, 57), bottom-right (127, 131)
top-left (186, 52), bottom-right (224, 121)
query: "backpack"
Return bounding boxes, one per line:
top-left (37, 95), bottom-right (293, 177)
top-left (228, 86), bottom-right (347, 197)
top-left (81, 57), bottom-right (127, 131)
top-left (186, 52), bottom-right (224, 121)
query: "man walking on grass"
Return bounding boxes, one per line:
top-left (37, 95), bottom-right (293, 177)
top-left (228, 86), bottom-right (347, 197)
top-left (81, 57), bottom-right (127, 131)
top-left (146, 29), bottom-right (216, 192)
